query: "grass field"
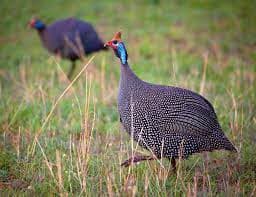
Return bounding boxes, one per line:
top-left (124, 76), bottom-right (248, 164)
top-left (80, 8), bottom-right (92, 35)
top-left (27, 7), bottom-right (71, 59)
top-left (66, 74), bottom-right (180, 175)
top-left (0, 0), bottom-right (256, 196)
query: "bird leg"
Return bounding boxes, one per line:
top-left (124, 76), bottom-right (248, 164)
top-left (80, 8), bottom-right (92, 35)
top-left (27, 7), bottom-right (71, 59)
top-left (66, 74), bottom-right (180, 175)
top-left (68, 61), bottom-right (76, 79)
top-left (121, 155), bottom-right (156, 167)
top-left (171, 157), bottom-right (176, 173)
top-left (55, 50), bottom-right (62, 63)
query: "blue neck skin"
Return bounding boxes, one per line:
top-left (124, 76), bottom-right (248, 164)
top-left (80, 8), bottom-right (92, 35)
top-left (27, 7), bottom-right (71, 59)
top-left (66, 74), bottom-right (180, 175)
top-left (117, 42), bottom-right (128, 65)
top-left (116, 42), bottom-right (141, 84)
top-left (34, 20), bottom-right (46, 31)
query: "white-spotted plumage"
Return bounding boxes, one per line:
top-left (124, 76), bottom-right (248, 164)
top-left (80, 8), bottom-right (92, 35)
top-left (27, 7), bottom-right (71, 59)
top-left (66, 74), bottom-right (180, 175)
top-left (118, 64), bottom-right (236, 159)
top-left (107, 33), bottom-right (236, 161)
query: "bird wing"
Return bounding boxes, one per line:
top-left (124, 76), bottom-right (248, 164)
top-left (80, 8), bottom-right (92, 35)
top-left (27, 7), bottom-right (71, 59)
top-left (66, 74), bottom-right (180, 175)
top-left (135, 84), bottom-right (223, 137)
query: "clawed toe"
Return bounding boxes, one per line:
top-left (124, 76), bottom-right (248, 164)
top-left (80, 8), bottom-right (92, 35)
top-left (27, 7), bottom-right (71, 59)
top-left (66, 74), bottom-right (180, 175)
top-left (121, 155), bottom-right (155, 167)
top-left (121, 159), bottom-right (132, 167)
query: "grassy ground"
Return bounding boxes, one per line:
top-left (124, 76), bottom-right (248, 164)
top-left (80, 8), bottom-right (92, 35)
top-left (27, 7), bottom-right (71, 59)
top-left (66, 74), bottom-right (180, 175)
top-left (0, 0), bottom-right (256, 196)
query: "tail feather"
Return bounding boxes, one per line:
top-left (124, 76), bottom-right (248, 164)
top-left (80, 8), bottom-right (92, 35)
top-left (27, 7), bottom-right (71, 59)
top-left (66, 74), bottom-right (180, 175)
top-left (223, 139), bottom-right (237, 152)
top-left (215, 136), bottom-right (237, 152)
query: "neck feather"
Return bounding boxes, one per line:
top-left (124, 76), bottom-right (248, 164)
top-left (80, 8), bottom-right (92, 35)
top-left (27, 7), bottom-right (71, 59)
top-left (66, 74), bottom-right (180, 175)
top-left (118, 63), bottom-right (143, 105)
top-left (120, 63), bottom-right (141, 85)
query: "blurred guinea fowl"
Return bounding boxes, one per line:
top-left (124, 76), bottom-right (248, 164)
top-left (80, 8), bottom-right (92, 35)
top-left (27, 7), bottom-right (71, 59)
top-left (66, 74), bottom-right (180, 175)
top-left (29, 17), bottom-right (106, 78)
top-left (105, 32), bottom-right (236, 171)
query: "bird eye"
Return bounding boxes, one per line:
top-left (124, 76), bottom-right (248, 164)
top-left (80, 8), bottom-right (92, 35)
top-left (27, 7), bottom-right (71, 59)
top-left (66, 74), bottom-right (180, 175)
top-left (112, 40), bottom-right (118, 45)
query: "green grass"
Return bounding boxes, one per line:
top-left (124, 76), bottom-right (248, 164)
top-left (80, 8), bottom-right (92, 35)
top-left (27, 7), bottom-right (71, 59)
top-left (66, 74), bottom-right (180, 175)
top-left (0, 0), bottom-right (255, 195)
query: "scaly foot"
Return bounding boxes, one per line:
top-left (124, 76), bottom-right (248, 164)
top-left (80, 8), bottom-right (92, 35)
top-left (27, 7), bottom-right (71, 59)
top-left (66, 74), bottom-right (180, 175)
top-left (121, 155), bottom-right (155, 167)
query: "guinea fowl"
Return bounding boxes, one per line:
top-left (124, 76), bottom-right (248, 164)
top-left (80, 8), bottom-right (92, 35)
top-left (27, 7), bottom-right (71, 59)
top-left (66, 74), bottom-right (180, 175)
top-left (105, 32), bottom-right (236, 170)
top-left (29, 17), bottom-right (106, 78)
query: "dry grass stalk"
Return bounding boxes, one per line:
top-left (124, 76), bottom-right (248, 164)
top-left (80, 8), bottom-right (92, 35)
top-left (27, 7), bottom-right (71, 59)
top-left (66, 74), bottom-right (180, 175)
top-left (16, 127), bottom-right (21, 158)
top-left (72, 75), bottom-right (95, 194)
top-left (100, 57), bottom-right (106, 103)
top-left (250, 185), bottom-right (256, 197)
top-left (107, 173), bottom-right (114, 197)
top-left (186, 183), bottom-right (192, 197)
top-left (5, 101), bottom-right (24, 133)
top-left (171, 47), bottom-right (178, 85)
top-left (36, 145), bottom-right (67, 195)
top-left (56, 150), bottom-right (65, 195)
top-left (200, 52), bottom-right (210, 174)
top-left (125, 98), bottom-right (165, 169)
top-left (200, 52), bottom-right (208, 95)
top-left (192, 173), bottom-right (198, 197)
top-left (144, 173), bottom-right (149, 197)
top-left (124, 174), bottom-right (137, 197)
top-left (29, 55), bottom-right (95, 157)
top-left (68, 135), bottom-right (74, 193)
top-left (19, 63), bottom-right (27, 92)
top-left (130, 94), bottom-right (135, 171)
top-left (55, 61), bottom-right (83, 119)
top-left (174, 140), bottom-right (187, 196)
top-left (228, 90), bottom-right (240, 139)
top-left (64, 34), bottom-right (85, 61)
top-left (36, 138), bottom-right (58, 184)
top-left (207, 174), bottom-right (212, 195)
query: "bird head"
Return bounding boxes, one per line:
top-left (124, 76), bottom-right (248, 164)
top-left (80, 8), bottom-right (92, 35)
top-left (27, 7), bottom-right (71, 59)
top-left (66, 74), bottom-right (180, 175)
top-left (104, 31), bottom-right (128, 65)
top-left (28, 18), bottom-right (45, 30)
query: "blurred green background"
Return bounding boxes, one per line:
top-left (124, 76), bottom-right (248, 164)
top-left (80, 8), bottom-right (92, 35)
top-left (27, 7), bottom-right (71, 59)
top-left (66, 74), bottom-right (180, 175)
top-left (0, 0), bottom-right (255, 195)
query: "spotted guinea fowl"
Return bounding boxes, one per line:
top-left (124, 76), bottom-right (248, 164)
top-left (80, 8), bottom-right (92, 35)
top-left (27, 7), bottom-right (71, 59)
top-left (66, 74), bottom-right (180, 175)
top-left (29, 17), bottom-right (106, 78)
top-left (105, 32), bottom-right (236, 170)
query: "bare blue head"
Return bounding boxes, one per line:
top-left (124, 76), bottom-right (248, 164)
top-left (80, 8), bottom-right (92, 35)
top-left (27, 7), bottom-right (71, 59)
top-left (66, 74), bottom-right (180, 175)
top-left (29, 18), bottom-right (46, 31)
top-left (104, 32), bottom-right (128, 65)
top-left (116, 42), bottom-right (128, 65)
